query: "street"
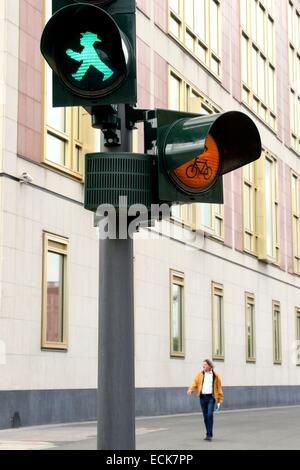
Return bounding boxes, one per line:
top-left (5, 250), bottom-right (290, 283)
top-left (0, 405), bottom-right (299, 450)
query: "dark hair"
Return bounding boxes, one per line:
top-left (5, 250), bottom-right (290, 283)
top-left (203, 359), bottom-right (214, 369)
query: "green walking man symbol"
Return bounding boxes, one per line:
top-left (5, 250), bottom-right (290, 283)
top-left (66, 32), bottom-right (114, 82)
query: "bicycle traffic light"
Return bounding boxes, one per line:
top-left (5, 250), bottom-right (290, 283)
top-left (41, 0), bottom-right (136, 108)
top-left (145, 109), bottom-right (262, 205)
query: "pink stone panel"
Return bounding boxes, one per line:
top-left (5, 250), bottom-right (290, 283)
top-left (278, 159), bottom-right (287, 271)
top-left (137, 38), bottom-right (152, 108)
top-left (154, 0), bottom-right (167, 32)
top-left (223, 173), bottom-right (233, 248)
top-left (18, 0), bottom-right (43, 163)
top-left (221, 0), bottom-right (232, 93)
top-left (233, 169), bottom-right (243, 251)
top-left (222, 0), bottom-right (241, 100)
top-left (154, 54), bottom-right (167, 109)
top-left (137, 38), bottom-right (152, 153)
top-left (137, 0), bottom-right (151, 17)
top-left (275, 0), bottom-right (290, 145)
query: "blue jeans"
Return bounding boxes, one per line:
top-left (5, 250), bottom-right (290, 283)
top-left (200, 394), bottom-right (216, 437)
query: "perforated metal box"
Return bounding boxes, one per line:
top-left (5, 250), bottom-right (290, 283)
top-left (84, 152), bottom-right (154, 212)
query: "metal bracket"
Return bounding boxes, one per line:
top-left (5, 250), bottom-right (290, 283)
top-left (90, 105), bottom-right (121, 147)
top-left (125, 105), bottom-right (149, 130)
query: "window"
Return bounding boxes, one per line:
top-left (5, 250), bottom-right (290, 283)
top-left (292, 173), bottom-right (300, 274)
top-left (272, 301), bottom-right (282, 364)
top-left (296, 308), bottom-right (300, 365)
top-left (168, 69), bottom-right (223, 237)
top-left (288, 1), bottom-right (300, 154)
top-left (201, 204), bottom-right (224, 239)
top-left (265, 156), bottom-right (279, 262)
top-left (245, 293), bottom-right (256, 362)
top-left (241, 0), bottom-right (276, 130)
top-left (43, 0), bottom-right (96, 178)
top-left (170, 270), bottom-right (185, 357)
top-left (169, 0), bottom-right (221, 77)
top-left (255, 150), bottom-right (279, 263)
top-left (243, 163), bottom-right (258, 253)
top-left (212, 282), bottom-right (224, 360)
top-left (42, 233), bottom-right (69, 350)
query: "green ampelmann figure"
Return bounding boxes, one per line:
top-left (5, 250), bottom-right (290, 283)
top-left (66, 32), bottom-right (114, 82)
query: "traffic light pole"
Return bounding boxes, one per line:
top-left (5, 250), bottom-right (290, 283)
top-left (97, 105), bottom-right (136, 450)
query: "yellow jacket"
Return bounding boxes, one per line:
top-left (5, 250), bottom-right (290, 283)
top-left (188, 370), bottom-right (224, 403)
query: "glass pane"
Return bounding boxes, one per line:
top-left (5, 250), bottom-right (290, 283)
top-left (252, 47), bottom-right (258, 95)
top-left (258, 54), bottom-right (266, 101)
top-left (170, 16), bottom-right (180, 37)
top-left (169, 74), bottom-right (181, 111)
top-left (184, 0), bottom-right (194, 28)
top-left (242, 86), bottom-right (250, 105)
top-left (74, 107), bottom-right (81, 141)
top-left (245, 233), bottom-right (252, 252)
top-left (194, 0), bottom-right (206, 41)
top-left (196, 42), bottom-right (207, 62)
top-left (75, 146), bottom-right (82, 173)
top-left (247, 303), bottom-right (255, 358)
top-left (274, 310), bottom-right (281, 362)
top-left (215, 216), bottom-right (222, 237)
top-left (241, 0), bottom-right (248, 31)
top-left (268, 66), bottom-right (275, 112)
top-left (172, 283), bottom-right (183, 352)
top-left (242, 35), bottom-right (249, 84)
top-left (251, 0), bottom-right (257, 42)
top-left (293, 217), bottom-right (300, 257)
top-left (244, 183), bottom-right (252, 231)
top-left (202, 204), bottom-right (212, 228)
top-left (297, 316), bottom-right (300, 341)
top-left (171, 205), bottom-right (181, 219)
top-left (267, 17), bottom-right (274, 62)
top-left (47, 67), bottom-right (66, 131)
top-left (213, 294), bottom-right (223, 356)
top-left (265, 158), bottom-right (273, 257)
top-left (170, 0), bottom-right (180, 15)
top-left (47, 133), bottom-right (66, 165)
top-left (185, 30), bottom-right (194, 51)
top-left (292, 175), bottom-right (298, 214)
top-left (210, 0), bottom-right (219, 54)
top-left (257, 4), bottom-right (265, 51)
top-left (46, 252), bottom-right (64, 343)
top-left (211, 56), bottom-right (220, 75)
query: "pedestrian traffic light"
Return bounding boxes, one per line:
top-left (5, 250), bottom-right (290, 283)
top-left (145, 109), bottom-right (262, 205)
top-left (41, 0), bottom-right (136, 108)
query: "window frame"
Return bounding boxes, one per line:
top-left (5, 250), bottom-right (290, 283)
top-left (243, 163), bottom-right (258, 255)
top-left (292, 172), bottom-right (300, 275)
top-left (170, 270), bottom-right (185, 358)
top-left (256, 150), bottom-right (279, 264)
top-left (212, 282), bottom-right (225, 361)
top-left (296, 308), bottom-right (300, 366)
top-left (272, 300), bottom-right (282, 365)
top-left (245, 292), bottom-right (256, 362)
top-left (240, 0), bottom-right (277, 131)
top-left (41, 232), bottom-right (69, 351)
top-left (288, 1), bottom-right (300, 154)
top-left (168, 0), bottom-right (222, 79)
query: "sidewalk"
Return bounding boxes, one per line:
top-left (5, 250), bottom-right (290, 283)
top-left (0, 405), bottom-right (299, 450)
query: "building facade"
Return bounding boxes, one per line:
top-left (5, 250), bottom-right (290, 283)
top-left (0, 0), bottom-right (300, 428)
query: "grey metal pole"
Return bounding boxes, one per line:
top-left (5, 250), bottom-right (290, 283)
top-left (97, 105), bottom-right (136, 450)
